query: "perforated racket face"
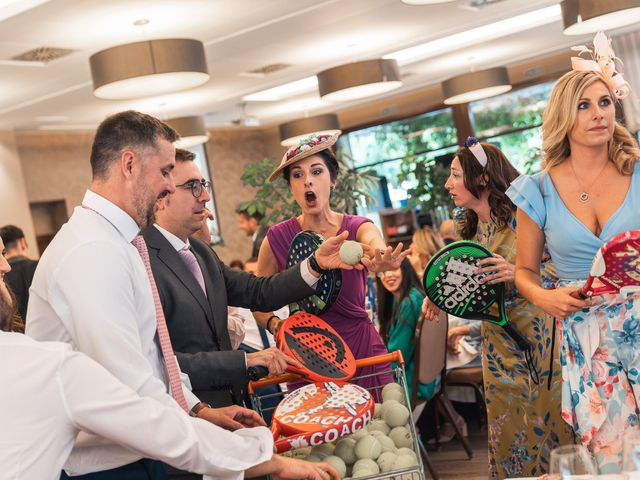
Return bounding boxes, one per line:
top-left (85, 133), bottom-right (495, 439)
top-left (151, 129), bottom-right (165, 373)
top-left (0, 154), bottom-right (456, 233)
top-left (585, 230), bottom-right (640, 295)
top-left (423, 240), bottom-right (507, 326)
top-left (286, 231), bottom-right (342, 315)
top-left (277, 312), bottom-right (356, 382)
top-left (273, 381), bottom-right (373, 439)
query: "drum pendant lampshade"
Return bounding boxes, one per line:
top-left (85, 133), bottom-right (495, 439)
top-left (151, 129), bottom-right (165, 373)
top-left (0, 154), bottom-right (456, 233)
top-left (442, 67), bottom-right (512, 105)
top-left (166, 116), bottom-right (210, 148)
top-left (562, 0), bottom-right (640, 35)
top-left (279, 114), bottom-right (342, 147)
top-left (317, 59), bottom-right (403, 103)
top-left (90, 38), bottom-right (209, 99)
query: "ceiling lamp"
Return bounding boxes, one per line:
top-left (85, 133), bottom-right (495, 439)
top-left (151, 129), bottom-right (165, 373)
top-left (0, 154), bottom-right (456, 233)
top-left (401, 0), bottom-right (456, 4)
top-left (166, 116), bottom-right (210, 149)
top-left (90, 39), bottom-right (209, 99)
top-left (562, 0), bottom-right (640, 35)
top-left (317, 59), bottom-right (403, 103)
top-left (442, 67), bottom-right (512, 105)
top-left (279, 114), bottom-right (342, 147)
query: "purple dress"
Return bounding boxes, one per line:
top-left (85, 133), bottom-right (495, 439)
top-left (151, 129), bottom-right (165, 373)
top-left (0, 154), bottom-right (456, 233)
top-left (267, 215), bottom-right (393, 395)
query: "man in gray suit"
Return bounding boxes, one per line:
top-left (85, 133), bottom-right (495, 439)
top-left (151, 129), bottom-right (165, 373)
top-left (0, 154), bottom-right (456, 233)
top-left (142, 149), bottom-right (351, 409)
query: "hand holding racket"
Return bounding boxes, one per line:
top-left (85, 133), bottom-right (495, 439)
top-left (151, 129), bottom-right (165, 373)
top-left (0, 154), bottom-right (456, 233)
top-left (475, 254), bottom-right (515, 284)
top-left (270, 381), bottom-right (374, 453)
top-left (572, 229), bottom-right (640, 299)
top-left (248, 312), bottom-right (356, 383)
top-left (423, 240), bottom-right (539, 384)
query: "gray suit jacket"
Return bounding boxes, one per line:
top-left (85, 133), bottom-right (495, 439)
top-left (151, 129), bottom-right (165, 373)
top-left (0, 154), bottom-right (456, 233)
top-left (142, 226), bottom-right (315, 407)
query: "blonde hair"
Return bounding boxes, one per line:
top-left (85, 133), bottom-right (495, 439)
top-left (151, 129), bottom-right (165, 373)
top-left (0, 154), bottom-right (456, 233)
top-left (542, 70), bottom-right (640, 174)
top-left (411, 227), bottom-right (443, 267)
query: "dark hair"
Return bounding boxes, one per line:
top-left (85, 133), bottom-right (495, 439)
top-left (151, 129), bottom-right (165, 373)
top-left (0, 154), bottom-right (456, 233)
top-left (175, 148), bottom-right (195, 162)
top-left (454, 143), bottom-right (520, 240)
top-left (0, 286), bottom-right (23, 333)
top-left (229, 259), bottom-right (244, 270)
top-left (90, 110), bottom-right (179, 180)
top-left (282, 149), bottom-right (340, 184)
top-left (375, 258), bottom-right (424, 343)
top-left (0, 225), bottom-right (25, 250)
top-left (235, 207), bottom-right (264, 223)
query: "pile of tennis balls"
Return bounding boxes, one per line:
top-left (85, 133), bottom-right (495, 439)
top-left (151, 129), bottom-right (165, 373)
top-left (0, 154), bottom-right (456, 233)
top-left (284, 382), bottom-right (418, 479)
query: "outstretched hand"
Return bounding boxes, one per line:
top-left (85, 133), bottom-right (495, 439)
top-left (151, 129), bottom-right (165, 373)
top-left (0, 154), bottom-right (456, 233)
top-left (360, 243), bottom-right (411, 273)
top-left (314, 231), bottom-right (370, 271)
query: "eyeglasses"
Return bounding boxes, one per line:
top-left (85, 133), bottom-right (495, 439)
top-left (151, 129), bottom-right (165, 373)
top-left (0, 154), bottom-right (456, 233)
top-left (175, 179), bottom-right (212, 198)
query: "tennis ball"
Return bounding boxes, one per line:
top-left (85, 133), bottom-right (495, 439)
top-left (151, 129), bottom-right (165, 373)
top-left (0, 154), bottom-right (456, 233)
top-left (376, 451), bottom-right (399, 473)
top-left (381, 382), bottom-right (403, 397)
top-left (339, 240), bottom-right (364, 265)
top-left (367, 419), bottom-right (391, 435)
top-left (388, 426), bottom-right (413, 449)
top-left (377, 435), bottom-right (397, 454)
top-left (355, 435), bottom-right (382, 460)
top-left (395, 447), bottom-right (417, 459)
top-left (384, 402), bottom-right (410, 428)
top-left (381, 388), bottom-right (405, 404)
top-left (323, 455), bottom-right (347, 479)
top-left (305, 455), bottom-right (322, 462)
top-left (352, 458), bottom-right (380, 475)
top-left (349, 429), bottom-right (368, 441)
top-left (311, 443), bottom-right (335, 459)
top-left (373, 402), bottom-right (384, 419)
top-left (334, 438), bottom-right (357, 465)
top-left (392, 453), bottom-right (418, 469)
top-left (380, 399), bottom-right (400, 416)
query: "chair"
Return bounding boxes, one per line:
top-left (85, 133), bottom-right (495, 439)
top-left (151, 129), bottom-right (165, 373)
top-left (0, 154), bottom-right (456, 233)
top-left (411, 310), bottom-right (473, 479)
top-left (445, 365), bottom-right (485, 429)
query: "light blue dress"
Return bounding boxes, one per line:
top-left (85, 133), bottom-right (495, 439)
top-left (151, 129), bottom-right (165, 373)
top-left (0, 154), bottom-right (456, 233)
top-left (507, 161), bottom-right (640, 473)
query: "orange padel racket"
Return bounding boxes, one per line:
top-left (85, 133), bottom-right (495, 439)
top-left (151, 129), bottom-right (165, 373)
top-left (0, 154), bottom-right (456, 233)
top-left (271, 381), bottom-right (374, 453)
top-left (248, 312), bottom-right (356, 383)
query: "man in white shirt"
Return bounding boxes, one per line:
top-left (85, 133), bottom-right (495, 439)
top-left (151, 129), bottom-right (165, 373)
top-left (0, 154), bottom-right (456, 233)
top-left (26, 111), bottom-right (273, 479)
top-left (0, 237), bottom-right (337, 480)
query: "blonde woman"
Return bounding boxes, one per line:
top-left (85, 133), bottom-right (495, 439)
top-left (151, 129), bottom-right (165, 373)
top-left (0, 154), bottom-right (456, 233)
top-left (507, 32), bottom-right (640, 473)
top-left (408, 226), bottom-right (443, 278)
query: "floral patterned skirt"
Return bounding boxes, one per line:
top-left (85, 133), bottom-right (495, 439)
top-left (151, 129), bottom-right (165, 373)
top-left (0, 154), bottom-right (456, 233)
top-left (483, 298), bottom-right (573, 478)
top-left (559, 285), bottom-right (640, 473)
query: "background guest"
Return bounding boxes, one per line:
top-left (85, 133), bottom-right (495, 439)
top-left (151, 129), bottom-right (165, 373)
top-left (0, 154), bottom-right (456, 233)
top-left (0, 224), bottom-right (38, 322)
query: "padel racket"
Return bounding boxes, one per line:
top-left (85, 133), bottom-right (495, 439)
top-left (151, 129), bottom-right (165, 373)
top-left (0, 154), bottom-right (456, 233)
top-left (423, 240), bottom-right (539, 383)
top-left (248, 311), bottom-right (357, 383)
top-left (286, 231), bottom-right (342, 315)
top-left (575, 230), bottom-right (640, 298)
top-left (271, 381), bottom-right (374, 453)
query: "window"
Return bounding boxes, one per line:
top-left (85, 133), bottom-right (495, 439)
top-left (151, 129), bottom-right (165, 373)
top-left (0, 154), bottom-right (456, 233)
top-left (189, 144), bottom-right (223, 245)
top-left (469, 81), bottom-right (555, 173)
top-left (340, 108), bottom-right (457, 217)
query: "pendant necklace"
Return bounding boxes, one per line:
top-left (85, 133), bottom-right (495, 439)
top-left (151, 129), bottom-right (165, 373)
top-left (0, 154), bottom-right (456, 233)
top-left (569, 160), bottom-right (609, 203)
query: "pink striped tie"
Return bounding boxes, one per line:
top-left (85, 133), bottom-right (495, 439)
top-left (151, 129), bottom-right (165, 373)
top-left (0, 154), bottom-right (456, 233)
top-left (132, 235), bottom-right (189, 412)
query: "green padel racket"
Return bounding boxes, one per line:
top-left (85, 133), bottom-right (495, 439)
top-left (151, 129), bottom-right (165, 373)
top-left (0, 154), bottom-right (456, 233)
top-left (423, 240), bottom-right (539, 384)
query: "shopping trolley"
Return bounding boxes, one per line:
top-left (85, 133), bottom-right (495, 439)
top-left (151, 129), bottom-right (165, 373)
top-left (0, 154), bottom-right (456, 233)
top-left (249, 350), bottom-right (426, 480)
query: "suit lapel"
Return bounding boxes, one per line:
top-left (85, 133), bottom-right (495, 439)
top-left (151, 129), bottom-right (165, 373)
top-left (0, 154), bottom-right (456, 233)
top-left (146, 228), bottom-right (214, 322)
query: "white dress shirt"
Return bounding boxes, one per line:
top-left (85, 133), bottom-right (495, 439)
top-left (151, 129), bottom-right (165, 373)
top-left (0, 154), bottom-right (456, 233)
top-left (0, 332), bottom-right (273, 480)
top-left (25, 190), bottom-right (204, 474)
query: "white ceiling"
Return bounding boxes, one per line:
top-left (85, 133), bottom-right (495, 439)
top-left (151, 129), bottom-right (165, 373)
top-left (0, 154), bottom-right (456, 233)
top-left (0, 0), bottom-right (634, 132)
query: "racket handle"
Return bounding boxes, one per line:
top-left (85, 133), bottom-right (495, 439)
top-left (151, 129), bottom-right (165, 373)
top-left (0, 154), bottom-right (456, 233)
top-left (502, 323), bottom-right (533, 353)
top-left (247, 366), bottom-right (269, 381)
top-left (570, 289), bottom-right (588, 299)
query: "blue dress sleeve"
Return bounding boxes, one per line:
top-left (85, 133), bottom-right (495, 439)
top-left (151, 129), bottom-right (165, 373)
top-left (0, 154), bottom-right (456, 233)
top-left (506, 174), bottom-right (546, 229)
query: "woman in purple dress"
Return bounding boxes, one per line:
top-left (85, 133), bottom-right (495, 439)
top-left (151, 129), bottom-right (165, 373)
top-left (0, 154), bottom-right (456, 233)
top-left (254, 133), bottom-right (408, 393)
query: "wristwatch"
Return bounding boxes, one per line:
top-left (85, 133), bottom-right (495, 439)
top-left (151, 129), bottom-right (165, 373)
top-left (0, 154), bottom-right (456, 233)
top-left (189, 401), bottom-right (211, 417)
top-left (308, 252), bottom-right (329, 275)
